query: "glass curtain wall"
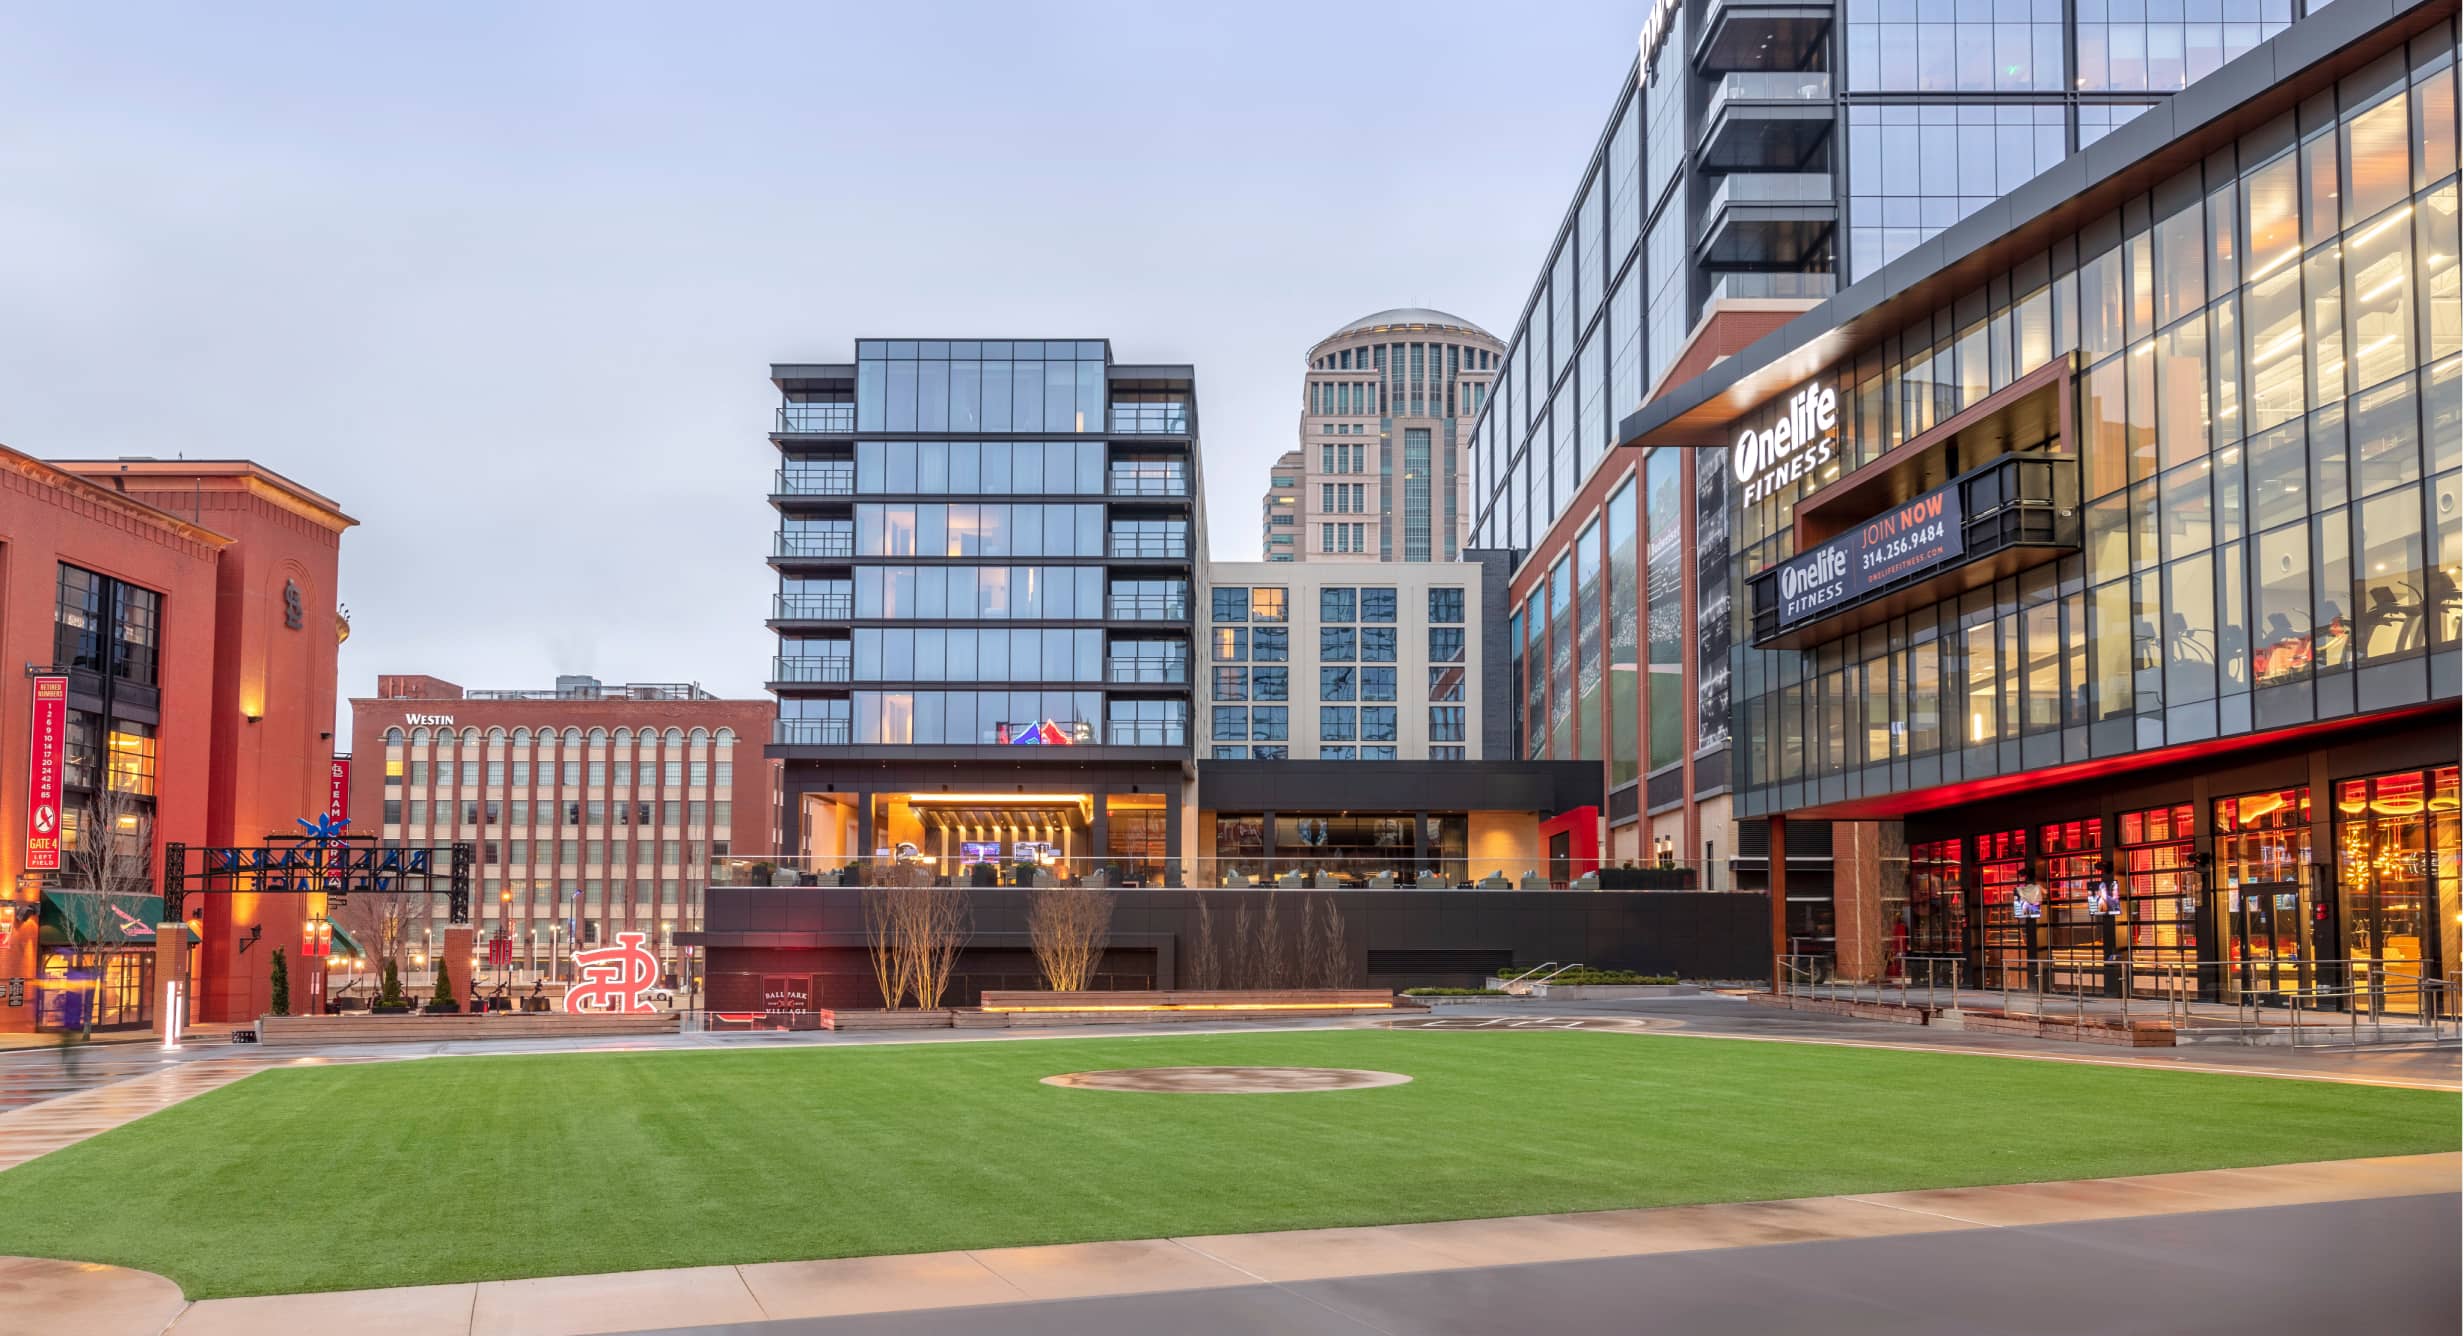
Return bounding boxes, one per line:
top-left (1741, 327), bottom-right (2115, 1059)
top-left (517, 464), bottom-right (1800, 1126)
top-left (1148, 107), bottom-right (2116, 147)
top-left (1735, 36), bottom-right (2461, 814)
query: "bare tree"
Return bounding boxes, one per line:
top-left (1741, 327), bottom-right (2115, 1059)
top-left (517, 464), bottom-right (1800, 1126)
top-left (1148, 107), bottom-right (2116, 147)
top-left (861, 883), bottom-right (907, 1009)
top-left (1190, 895), bottom-right (1218, 989)
top-left (1027, 883), bottom-right (1113, 992)
top-left (897, 886), bottom-right (971, 1009)
top-left (1226, 901), bottom-right (1254, 989)
top-left (1309, 895), bottom-right (1352, 987)
top-left (329, 887), bottom-right (423, 971)
top-left (57, 785), bottom-right (153, 1037)
top-left (1296, 894), bottom-right (1322, 987)
top-left (1255, 891), bottom-right (1287, 990)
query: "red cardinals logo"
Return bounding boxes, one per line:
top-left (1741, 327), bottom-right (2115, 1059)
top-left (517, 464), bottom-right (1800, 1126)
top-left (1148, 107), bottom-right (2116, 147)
top-left (565, 931), bottom-right (660, 1013)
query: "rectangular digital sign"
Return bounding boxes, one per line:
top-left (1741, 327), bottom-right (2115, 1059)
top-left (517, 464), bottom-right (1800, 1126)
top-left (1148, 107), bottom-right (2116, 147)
top-left (1770, 485), bottom-right (1966, 630)
top-left (24, 676), bottom-right (67, 871)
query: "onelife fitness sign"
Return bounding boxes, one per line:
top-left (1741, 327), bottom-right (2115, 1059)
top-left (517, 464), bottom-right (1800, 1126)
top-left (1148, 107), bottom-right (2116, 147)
top-left (1770, 483), bottom-right (1967, 629)
top-left (1733, 382), bottom-right (1840, 507)
top-left (23, 676), bottom-right (67, 871)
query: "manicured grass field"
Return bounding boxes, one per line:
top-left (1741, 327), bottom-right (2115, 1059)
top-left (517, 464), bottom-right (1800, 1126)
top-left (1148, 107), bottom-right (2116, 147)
top-left (0, 1029), bottom-right (2451, 1298)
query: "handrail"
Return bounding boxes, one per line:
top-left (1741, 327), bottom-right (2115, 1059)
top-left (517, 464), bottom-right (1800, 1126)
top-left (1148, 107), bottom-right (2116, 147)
top-left (1499, 962), bottom-right (1558, 996)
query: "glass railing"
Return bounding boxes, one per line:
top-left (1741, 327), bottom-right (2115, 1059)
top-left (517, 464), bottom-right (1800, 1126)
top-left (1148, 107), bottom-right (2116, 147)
top-left (773, 467), bottom-right (856, 496)
top-left (1104, 658), bottom-right (1189, 684)
top-left (1104, 722), bottom-right (1187, 746)
top-left (777, 404), bottom-right (856, 433)
top-left (773, 720), bottom-right (852, 745)
top-left (1106, 472), bottom-right (1190, 497)
top-left (1105, 596), bottom-right (1190, 621)
top-left (772, 657), bottom-right (853, 684)
top-left (711, 854), bottom-right (1730, 892)
top-left (1702, 272), bottom-right (1836, 304)
top-left (773, 531), bottom-right (855, 559)
top-left (1703, 172), bottom-right (1835, 219)
top-left (1703, 71), bottom-right (1831, 125)
top-left (1107, 403), bottom-right (1190, 434)
top-left (1107, 533), bottom-right (1190, 559)
top-left (773, 592), bottom-right (854, 620)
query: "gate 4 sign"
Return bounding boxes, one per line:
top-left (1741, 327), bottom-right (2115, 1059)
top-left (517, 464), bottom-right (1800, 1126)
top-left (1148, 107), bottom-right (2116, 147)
top-left (565, 931), bottom-right (660, 1013)
top-left (24, 676), bottom-right (67, 871)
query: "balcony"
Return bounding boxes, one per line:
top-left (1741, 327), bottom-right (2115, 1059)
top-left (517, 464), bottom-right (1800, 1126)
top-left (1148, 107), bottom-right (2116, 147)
top-left (1748, 452), bottom-right (2081, 649)
top-left (1702, 271), bottom-right (1836, 305)
top-left (776, 404), bottom-right (856, 434)
top-left (1697, 172), bottom-right (1837, 270)
top-left (772, 531), bottom-right (855, 561)
top-left (1106, 471), bottom-right (1191, 498)
top-left (771, 657), bottom-right (853, 685)
top-left (772, 466), bottom-right (856, 498)
top-left (1106, 595), bottom-right (1190, 622)
top-left (774, 720), bottom-right (852, 746)
top-left (1107, 532), bottom-right (1190, 560)
top-left (1104, 723), bottom-right (1187, 747)
top-left (773, 592), bottom-right (854, 621)
top-left (1107, 401), bottom-right (1191, 435)
top-left (1699, 73), bottom-right (1833, 175)
top-left (1105, 658), bottom-right (1190, 685)
top-left (1692, 0), bottom-right (1833, 72)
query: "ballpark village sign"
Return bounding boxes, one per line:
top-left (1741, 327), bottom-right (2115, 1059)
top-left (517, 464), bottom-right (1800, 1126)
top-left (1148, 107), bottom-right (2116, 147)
top-left (1732, 381), bottom-right (1839, 507)
top-left (163, 815), bottom-right (474, 923)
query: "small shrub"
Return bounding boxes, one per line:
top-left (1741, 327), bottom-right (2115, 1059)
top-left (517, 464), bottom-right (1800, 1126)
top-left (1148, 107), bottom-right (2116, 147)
top-left (267, 948), bottom-right (291, 1016)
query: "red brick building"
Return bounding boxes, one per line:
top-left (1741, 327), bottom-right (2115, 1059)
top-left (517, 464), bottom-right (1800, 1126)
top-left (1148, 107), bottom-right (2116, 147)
top-left (1, 450), bottom-right (352, 1032)
top-left (346, 676), bottom-right (775, 983)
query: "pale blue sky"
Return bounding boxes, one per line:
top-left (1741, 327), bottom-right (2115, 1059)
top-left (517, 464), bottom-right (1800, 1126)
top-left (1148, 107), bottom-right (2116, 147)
top-left (0, 1), bottom-right (1640, 708)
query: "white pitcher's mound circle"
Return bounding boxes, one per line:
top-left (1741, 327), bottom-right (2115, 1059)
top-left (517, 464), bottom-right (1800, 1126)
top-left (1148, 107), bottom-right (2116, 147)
top-left (1041, 1066), bottom-right (1412, 1094)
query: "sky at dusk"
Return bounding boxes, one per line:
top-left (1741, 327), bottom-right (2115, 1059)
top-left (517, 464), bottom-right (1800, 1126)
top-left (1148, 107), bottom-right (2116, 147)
top-left (0, 1), bottom-right (1641, 711)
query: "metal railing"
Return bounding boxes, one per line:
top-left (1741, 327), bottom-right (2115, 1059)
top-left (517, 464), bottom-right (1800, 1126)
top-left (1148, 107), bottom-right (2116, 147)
top-left (774, 467), bottom-right (856, 496)
top-left (1499, 962), bottom-right (1582, 995)
top-left (777, 404), bottom-right (856, 434)
top-left (773, 531), bottom-right (855, 559)
top-left (1103, 723), bottom-right (1187, 747)
top-left (773, 592), bottom-right (854, 620)
top-left (1105, 596), bottom-right (1189, 621)
top-left (712, 855), bottom-right (1735, 892)
top-left (1106, 473), bottom-right (1189, 497)
top-left (1104, 658), bottom-right (1189, 684)
top-left (771, 657), bottom-right (852, 684)
top-left (1780, 950), bottom-right (2461, 1046)
top-left (1107, 533), bottom-right (1190, 559)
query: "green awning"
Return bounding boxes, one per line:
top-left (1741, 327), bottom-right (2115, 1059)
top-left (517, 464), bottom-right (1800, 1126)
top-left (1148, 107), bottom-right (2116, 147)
top-left (38, 891), bottom-right (196, 948)
top-left (327, 921), bottom-right (367, 960)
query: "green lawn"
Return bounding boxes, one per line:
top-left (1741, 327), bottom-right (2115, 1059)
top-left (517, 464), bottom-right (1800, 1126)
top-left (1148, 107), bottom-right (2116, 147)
top-left (0, 1030), bottom-right (2451, 1298)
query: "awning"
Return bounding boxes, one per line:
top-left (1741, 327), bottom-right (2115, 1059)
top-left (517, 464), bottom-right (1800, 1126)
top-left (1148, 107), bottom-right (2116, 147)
top-left (327, 921), bottom-right (368, 960)
top-left (38, 891), bottom-right (198, 948)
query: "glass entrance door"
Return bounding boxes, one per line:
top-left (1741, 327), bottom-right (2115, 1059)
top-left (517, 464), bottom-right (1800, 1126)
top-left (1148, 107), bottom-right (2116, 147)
top-left (2335, 767), bottom-right (2458, 1015)
top-left (2215, 787), bottom-right (2315, 1003)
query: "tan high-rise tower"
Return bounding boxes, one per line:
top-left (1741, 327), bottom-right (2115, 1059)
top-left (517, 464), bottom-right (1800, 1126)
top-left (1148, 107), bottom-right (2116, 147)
top-left (1281, 309), bottom-right (1502, 562)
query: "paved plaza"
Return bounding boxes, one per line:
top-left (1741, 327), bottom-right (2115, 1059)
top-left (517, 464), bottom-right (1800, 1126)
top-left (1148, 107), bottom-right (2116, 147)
top-left (0, 996), bottom-right (2452, 1335)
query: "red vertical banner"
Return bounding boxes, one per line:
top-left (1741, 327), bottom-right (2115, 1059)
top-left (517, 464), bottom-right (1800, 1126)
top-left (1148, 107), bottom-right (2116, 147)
top-left (25, 676), bottom-right (67, 871)
top-left (327, 757), bottom-right (351, 822)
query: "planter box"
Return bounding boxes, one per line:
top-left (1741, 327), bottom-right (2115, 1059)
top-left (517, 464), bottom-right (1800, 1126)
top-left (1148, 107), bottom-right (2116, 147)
top-left (1528, 983), bottom-right (1697, 1000)
top-left (830, 1010), bottom-right (957, 1031)
top-left (1595, 867), bottom-right (1701, 890)
top-left (950, 1010), bottom-right (1012, 1029)
top-left (254, 1013), bottom-right (679, 1046)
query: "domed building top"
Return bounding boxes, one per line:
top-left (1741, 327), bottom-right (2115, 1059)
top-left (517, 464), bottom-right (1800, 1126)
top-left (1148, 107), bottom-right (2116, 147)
top-left (1319, 307), bottom-right (1499, 346)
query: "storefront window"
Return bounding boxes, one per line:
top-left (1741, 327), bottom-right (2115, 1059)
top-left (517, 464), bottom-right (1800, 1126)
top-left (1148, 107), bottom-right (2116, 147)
top-left (2117, 802), bottom-right (2199, 981)
top-left (1975, 828), bottom-right (2030, 987)
top-left (2334, 766), bottom-right (2459, 1010)
top-left (1903, 837), bottom-right (1967, 962)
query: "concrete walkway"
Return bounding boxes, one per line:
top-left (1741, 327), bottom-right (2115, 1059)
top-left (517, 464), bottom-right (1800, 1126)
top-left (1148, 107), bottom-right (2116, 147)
top-left (0, 1152), bottom-right (2447, 1335)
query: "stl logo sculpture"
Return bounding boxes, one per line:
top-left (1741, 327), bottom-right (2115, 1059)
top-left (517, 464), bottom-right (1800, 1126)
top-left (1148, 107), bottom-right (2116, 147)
top-left (566, 931), bottom-right (661, 1013)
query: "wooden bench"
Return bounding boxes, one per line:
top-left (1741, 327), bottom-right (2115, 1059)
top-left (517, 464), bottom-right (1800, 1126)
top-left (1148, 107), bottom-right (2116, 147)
top-left (975, 988), bottom-right (1423, 1025)
top-left (254, 1012), bottom-right (681, 1046)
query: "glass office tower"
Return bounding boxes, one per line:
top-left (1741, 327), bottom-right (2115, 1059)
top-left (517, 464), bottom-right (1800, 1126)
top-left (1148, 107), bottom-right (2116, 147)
top-left (1465, 0), bottom-right (2303, 566)
top-left (765, 340), bottom-right (1201, 881)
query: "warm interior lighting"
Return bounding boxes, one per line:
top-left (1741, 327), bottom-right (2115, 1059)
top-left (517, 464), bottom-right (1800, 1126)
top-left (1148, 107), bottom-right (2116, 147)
top-left (2351, 203), bottom-right (2414, 246)
top-left (904, 793), bottom-right (1093, 806)
top-left (982, 1001), bottom-right (1397, 1013)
